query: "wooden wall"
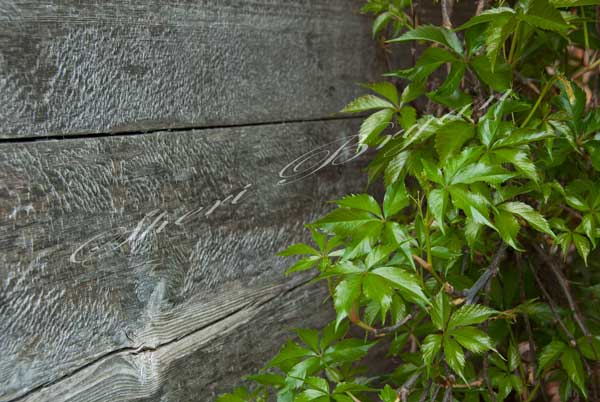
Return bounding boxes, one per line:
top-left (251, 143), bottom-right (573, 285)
top-left (0, 1), bottom-right (384, 401)
top-left (0, 1), bottom-right (468, 401)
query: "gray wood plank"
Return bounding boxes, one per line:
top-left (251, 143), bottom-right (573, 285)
top-left (0, 119), bottom-right (369, 402)
top-left (0, 0), bottom-right (384, 138)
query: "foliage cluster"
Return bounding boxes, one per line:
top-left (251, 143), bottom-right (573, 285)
top-left (220, 0), bottom-right (600, 400)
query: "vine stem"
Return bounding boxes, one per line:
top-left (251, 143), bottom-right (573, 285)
top-left (464, 244), bottom-right (508, 305)
top-left (508, 20), bottom-right (521, 64)
top-left (521, 77), bottom-right (556, 128)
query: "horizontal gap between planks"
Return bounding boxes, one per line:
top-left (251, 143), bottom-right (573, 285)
top-left (0, 115), bottom-right (364, 145)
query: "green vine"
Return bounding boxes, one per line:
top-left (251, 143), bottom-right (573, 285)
top-left (219, 0), bottom-right (600, 401)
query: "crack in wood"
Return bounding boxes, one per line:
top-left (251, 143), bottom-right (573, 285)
top-left (6, 277), bottom-right (317, 402)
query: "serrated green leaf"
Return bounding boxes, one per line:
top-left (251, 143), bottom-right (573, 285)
top-left (399, 106), bottom-right (417, 130)
top-left (286, 256), bottom-right (320, 274)
top-left (538, 340), bottom-right (566, 373)
top-left (485, 17), bottom-right (517, 68)
top-left (295, 328), bottom-right (321, 352)
top-left (499, 201), bottom-right (555, 237)
top-left (363, 82), bottom-right (399, 105)
top-left (379, 385), bottom-right (398, 402)
top-left (495, 210), bottom-right (522, 250)
top-left (449, 162), bottom-right (514, 185)
top-left (336, 194), bottom-right (382, 218)
top-left (493, 148), bottom-right (539, 182)
top-left (363, 273), bottom-right (393, 322)
top-left (492, 128), bottom-right (553, 148)
top-left (435, 120), bottom-right (475, 161)
top-left (324, 338), bottom-right (377, 363)
top-left (359, 109), bottom-right (395, 146)
top-left (520, 0), bottom-right (570, 32)
top-left (572, 233), bottom-right (590, 266)
top-left (383, 180), bottom-right (409, 218)
top-left (341, 95), bottom-right (396, 113)
top-left (444, 337), bottom-right (467, 381)
top-left (372, 266), bottom-right (429, 307)
top-left (561, 347), bottom-right (587, 397)
top-left (431, 291), bottom-right (451, 330)
top-left (372, 12), bottom-right (393, 38)
top-left (388, 25), bottom-right (464, 54)
top-left (314, 208), bottom-right (380, 236)
top-left (279, 244), bottom-right (320, 257)
top-left (456, 7), bottom-right (517, 30)
top-left (470, 54), bottom-right (512, 91)
top-left (268, 340), bottom-right (315, 369)
top-left (428, 188), bottom-right (449, 234)
top-left (448, 304), bottom-right (497, 330)
top-left (333, 276), bottom-right (362, 325)
top-left (451, 326), bottom-right (495, 354)
top-left (422, 334), bottom-right (443, 370)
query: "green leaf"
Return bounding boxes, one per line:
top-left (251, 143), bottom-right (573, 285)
top-left (390, 47), bottom-right (457, 82)
top-left (336, 194), bottom-right (382, 218)
top-left (384, 150), bottom-right (410, 185)
top-left (279, 244), bottom-right (320, 257)
top-left (216, 393), bottom-right (247, 402)
top-left (333, 276), bottom-right (362, 325)
top-left (470, 54), bottom-right (512, 91)
top-left (428, 188), bottom-right (449, 234)
top-left (538, 340), bottom-right (566, 373)
top-left (372, 266), bottom-right (430, 307)
top-left (492, 128), bottom-right (553, 148)
top-left (495, 210), bottom-right (522, 250)
top-left (268, 341), bottom-right (315, 369)
top-left (448, 304), bottom-right (496, 330)
top-left (363, 82), bottom-right (399, 105)
top-left (456, 7), bottom-right (517, 30)
top-left (341, 95), bottom-right (395, 113)
top-left (325, 338), bottom-right (377, 363)
top-left (295, 329), bottom-right (321, 352)
top-left (572, 233), bottom-right (590, 266)
top-left (449, 162), bottom-right (514, 185)
top-left (372, 12), bottom-right (393, 38)
top-left (305, 376), bottom-right (329, 393)
top-left (388, 25), bottom-right (464, 54)
top-left (451, 326), bottom-right (495, 354)
top-left (561, 347), bottom-right (587, 397)
top-left (434, 120), bottom-right (475, 161)
top-left (399, 106), bottom-right (417, 130)
top-left (314, 208), bottom-right (379, 236)
top-left (383, 181), bottom-right (409, 218)
top-left (551, 0), bottom-right (600, 5)
top-left (444, 337), bottom-right (467, 381)
top-left (295, 389), bottom-right (328, 402)
top-left (499, 202), bottom-right (555, 237)
top-left (520, 0), bottom-right (570, 33)
top-left (485, 17), bottom-right (517, 68)
top-left (422, 334), bottom-right (443, 370)
top-left (359, 109), bottom-right (395, 146)
top-left (379, 385), bottom-right (398, 402)
top-left (286, 256), bottom-right (320, 274)
top-left (431, 291), bottom-right (451, 330)
top-left (493, 148), bottom-right (539, 182)
top-left (363, 273), bottom-right (393, 322)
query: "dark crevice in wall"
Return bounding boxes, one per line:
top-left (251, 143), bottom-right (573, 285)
top-left (0, 115), bottom-right (364, 145)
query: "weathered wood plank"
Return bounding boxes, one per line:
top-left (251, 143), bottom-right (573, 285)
top-left (18, 281), bottom-right (331, 402)
top-left (0, 119), bottom-right (369, 401)
top-left (0, 0), bottom-right (384, 138)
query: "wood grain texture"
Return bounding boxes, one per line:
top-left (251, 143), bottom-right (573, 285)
top-left (0, 0), bottom-right (383, 138)
top-left (0, 119), bottom-right (369, 402)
